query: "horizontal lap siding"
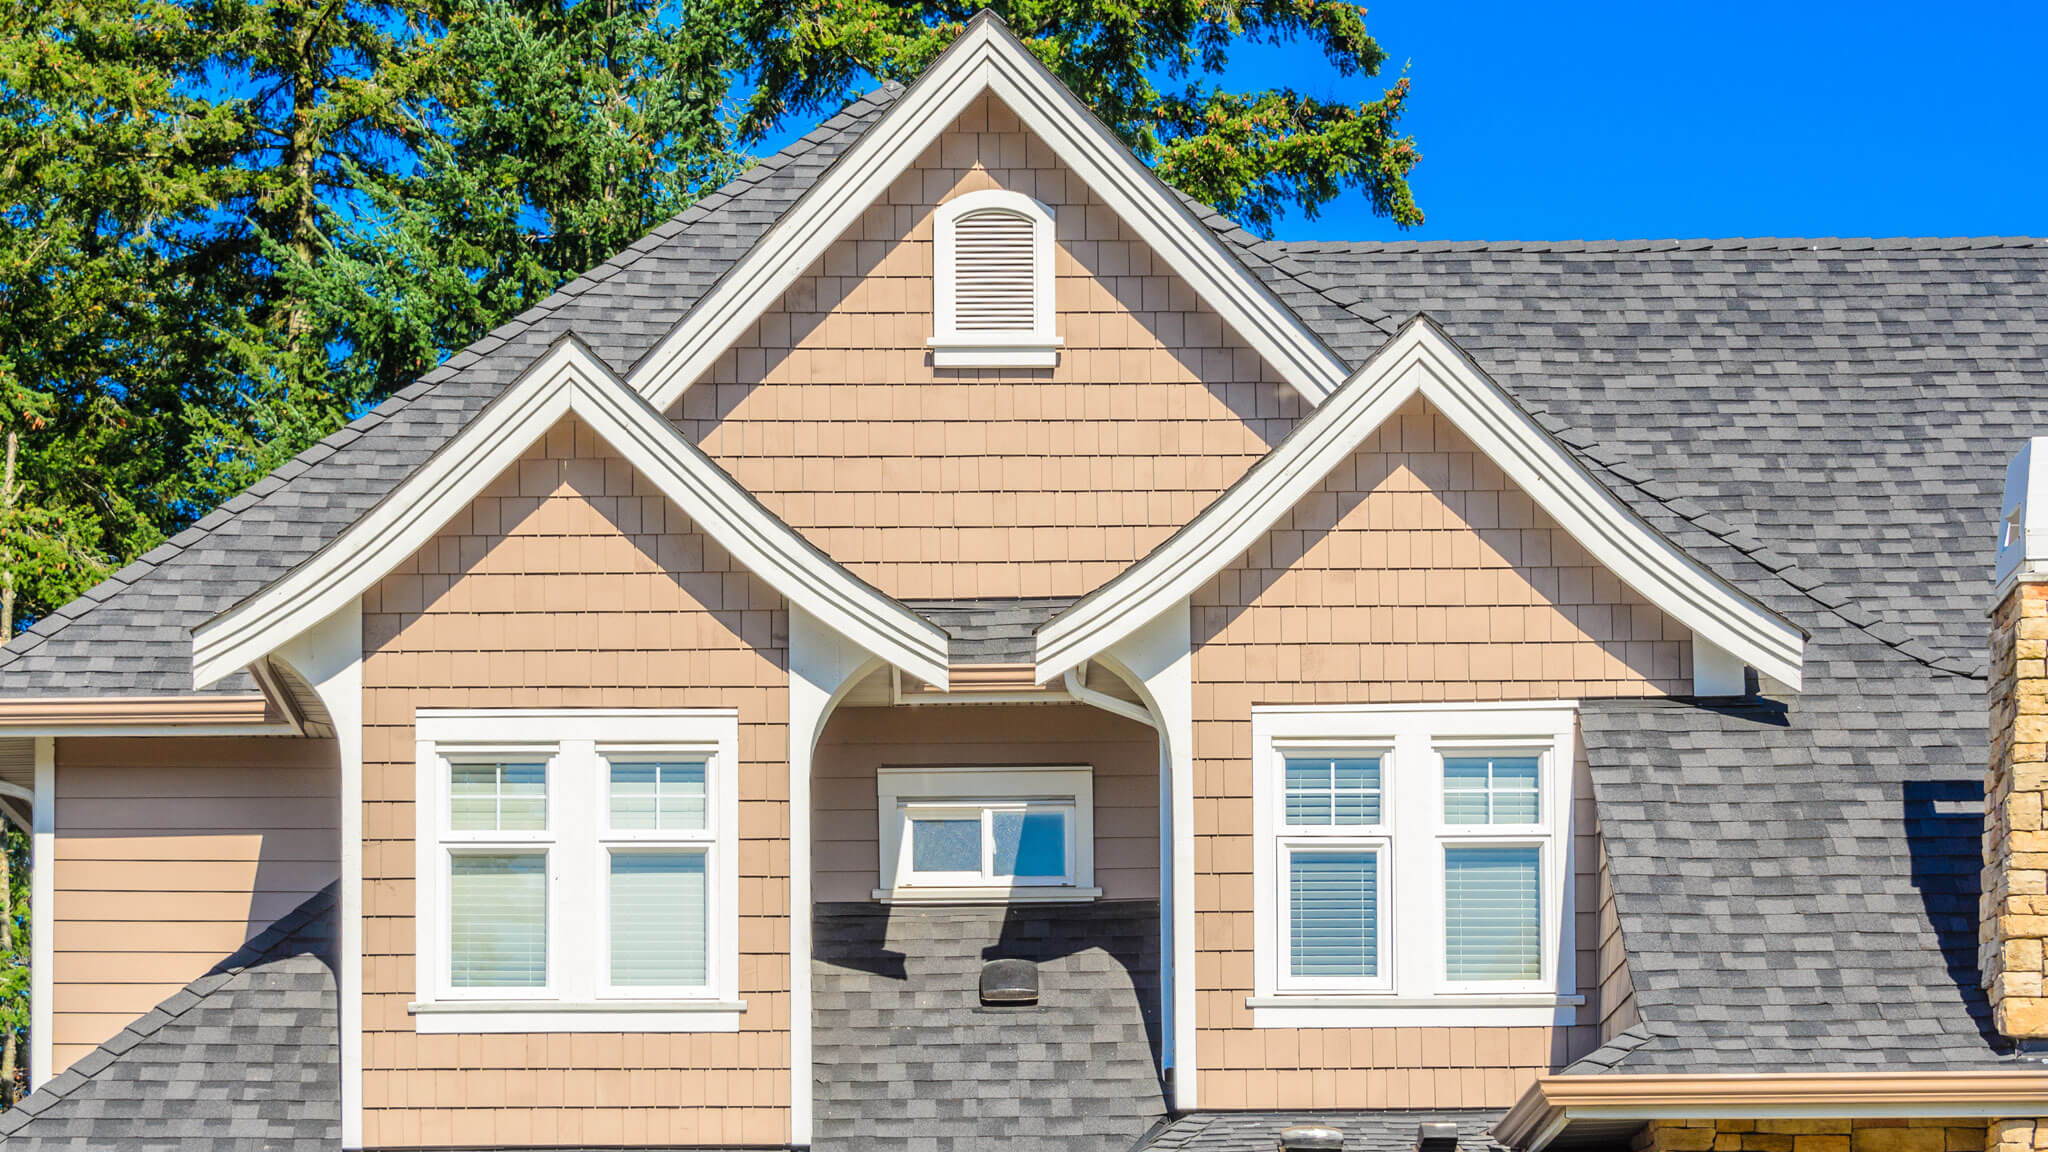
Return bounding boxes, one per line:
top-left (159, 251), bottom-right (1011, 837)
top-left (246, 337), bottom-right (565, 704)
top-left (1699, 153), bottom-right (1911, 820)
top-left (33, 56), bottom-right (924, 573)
top-left (677, 91), bottom-right (1306, 600)
top-left (51, 736), bottom-right (338, 1073)
top-left (360, 417), bottom-right (791, 1148)
top-left (813, 702), bottom-right (1159, 903)
top-left (1191, 398), bottom-right (1689, 1109)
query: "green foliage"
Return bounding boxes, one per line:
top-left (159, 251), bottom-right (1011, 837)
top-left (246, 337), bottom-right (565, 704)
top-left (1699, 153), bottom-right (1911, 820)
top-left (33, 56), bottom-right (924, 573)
top-left (0, 0), bottom-right (1422, 631)
top-left (730, 1), bottom-right (1421, 234)
top-left (0, 823), bottom-right (25, 1098)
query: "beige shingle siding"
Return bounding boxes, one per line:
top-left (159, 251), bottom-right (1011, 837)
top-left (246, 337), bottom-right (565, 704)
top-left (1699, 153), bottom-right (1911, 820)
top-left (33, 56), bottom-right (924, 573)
top-left (1189, 397), bottom-right (1690, 1109)
top-left (51, 735), bottom-right (339, 1073)
top-left (676, 92), bottom-right (1307, 600)
top-left (359, 417), bottom-right (791, 1148)
top-left (812, 702), bottom-right (1159, 903)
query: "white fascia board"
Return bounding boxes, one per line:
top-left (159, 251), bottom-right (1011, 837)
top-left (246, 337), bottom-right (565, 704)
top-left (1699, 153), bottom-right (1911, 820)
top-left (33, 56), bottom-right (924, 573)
top-left (628, 14), bottom-right (1348, 411)
top-left (191, 337), bottom-right (951, 690)
top-left (1035, 318), bottom-right (1806, 692)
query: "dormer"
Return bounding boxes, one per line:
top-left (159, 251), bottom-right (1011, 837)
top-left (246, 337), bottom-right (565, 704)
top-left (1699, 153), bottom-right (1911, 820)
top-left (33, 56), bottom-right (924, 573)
top-left (928, 189), bottom-right (1061, 367)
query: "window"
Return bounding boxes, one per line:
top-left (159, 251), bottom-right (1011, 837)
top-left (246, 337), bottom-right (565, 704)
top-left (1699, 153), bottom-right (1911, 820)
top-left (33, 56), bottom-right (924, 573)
top-left (1248, 704), bottom-right (1580, 1027)
top-left (413, 710), bottom-right (743, 1033)
top-left (875, 766), bottom-right (1097, 902)
top-left (929, 189), bottom-right (1061, 368)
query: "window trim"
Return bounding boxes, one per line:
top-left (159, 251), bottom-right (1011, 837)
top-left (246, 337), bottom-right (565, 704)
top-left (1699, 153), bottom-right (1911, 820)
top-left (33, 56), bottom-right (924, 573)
top-left (412, 709), bottom-right (744, 1033)
top-left (928, 189), bottom-right (1062, 368)
top-left (1248, 702), bottom-right (1581, 1027)
top-left (874, 766), bottom-right (1098, 903)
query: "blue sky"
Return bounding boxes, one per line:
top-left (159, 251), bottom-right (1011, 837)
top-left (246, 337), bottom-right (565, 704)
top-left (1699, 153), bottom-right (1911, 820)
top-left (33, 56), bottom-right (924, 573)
top-left (1211, 0), bottom-right (2046, 242)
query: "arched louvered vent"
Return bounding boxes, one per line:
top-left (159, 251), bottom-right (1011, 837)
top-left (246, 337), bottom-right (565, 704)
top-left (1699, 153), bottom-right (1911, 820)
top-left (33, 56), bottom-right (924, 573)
top-left (951, 208), bottom-right (1037, 331)
top-left (930, 189), bottom-right (1061, 367)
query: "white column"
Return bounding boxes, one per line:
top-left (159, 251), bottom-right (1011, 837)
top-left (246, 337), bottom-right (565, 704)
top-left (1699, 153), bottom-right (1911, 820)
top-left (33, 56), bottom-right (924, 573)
top-left (787, 607), bottom-right (883, 1146)
top-left (273, 603), bottom-right (363, 1148)
top-left (30, 735), bottom-right (53, 1089)
top-left (1096, 602), bottom-right (1195, 1110)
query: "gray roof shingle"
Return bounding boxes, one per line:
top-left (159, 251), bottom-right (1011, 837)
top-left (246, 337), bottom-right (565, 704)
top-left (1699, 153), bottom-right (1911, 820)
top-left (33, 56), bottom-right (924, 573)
top-left (1138, 1109), bottom-right (1508, 1152)
top-left (904, 597), bottom-right (1078, 664)
top-left (0, 885), bottom-right (338, 1149)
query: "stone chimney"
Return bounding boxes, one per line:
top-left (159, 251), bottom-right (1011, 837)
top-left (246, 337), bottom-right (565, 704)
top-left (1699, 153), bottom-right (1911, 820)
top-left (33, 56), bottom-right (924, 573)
top-left (1987, 438), bottom-right (2048, 1043)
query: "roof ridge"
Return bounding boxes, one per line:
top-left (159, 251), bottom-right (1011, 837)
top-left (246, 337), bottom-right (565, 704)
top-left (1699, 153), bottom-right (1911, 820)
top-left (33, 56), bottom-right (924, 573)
top-left (0, 89), bottom-right (898, 679)
top-left (1275, 235), bottom-right (2048, 255)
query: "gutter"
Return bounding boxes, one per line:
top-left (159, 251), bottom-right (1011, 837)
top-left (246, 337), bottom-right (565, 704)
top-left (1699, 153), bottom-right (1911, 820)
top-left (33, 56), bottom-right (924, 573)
top-left (1494, 1071), bottom-right (2048, 1152)
top-left (0, 694), bottom-right (295, 735)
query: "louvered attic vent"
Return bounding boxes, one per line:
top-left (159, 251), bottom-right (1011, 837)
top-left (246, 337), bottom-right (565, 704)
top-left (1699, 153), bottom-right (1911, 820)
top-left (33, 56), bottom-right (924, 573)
top-left (929, 189), bottom-right (1061, 368)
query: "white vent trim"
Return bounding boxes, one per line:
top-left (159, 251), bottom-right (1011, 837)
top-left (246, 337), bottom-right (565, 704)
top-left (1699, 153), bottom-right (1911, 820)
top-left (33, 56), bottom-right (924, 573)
top-left (930, 189), bottom-right (1060, 367)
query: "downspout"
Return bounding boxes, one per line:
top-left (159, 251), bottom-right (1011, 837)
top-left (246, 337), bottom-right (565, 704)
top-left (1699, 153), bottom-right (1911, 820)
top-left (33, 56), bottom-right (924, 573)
top-left (1061, 662), bottom-right (1156, 729)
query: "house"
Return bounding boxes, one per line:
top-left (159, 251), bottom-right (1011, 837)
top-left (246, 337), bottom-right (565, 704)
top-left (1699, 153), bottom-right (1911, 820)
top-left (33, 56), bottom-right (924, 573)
top-left (0, 11), bottom-right (2044, 1151)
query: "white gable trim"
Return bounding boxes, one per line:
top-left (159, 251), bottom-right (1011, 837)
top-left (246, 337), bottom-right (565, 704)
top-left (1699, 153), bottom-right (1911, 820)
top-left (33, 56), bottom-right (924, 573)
top-left (191, 337), bottom-right (951, 690)
top-left (627, 12), bottom-right (1348, 409)
top-left (1034, 318), bottom-right (1807, 693)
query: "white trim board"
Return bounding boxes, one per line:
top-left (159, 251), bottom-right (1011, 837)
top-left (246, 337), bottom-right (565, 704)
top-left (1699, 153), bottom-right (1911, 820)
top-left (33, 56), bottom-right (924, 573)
top-left (1034, 316), bottom-right (1807, 694)
top-left (626, 11), bottom-right (1348, 410)
top-left (190, 335), bottom-right (951, 690)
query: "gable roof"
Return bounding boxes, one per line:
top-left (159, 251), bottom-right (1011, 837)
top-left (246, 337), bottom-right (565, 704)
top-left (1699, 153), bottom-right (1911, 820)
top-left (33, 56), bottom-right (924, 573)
top-left (192, 335), bottom-right (951, 689)
top-left (1254, 237), bottom-right (2048, 1078)
top-left (0, 885), bottom-right (338, 1149)
top-left (625, 10), bottom-right (1351, 410)
top-left (1034, 315), bottom-right (1808, 692)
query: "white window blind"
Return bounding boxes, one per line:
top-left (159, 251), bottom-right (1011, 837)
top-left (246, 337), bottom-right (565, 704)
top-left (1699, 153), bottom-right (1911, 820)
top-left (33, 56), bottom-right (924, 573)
top-left (1288, 850), bottom-right (1379, 979)
top-left (1443, 755), bottom-right (1540, 824)
top-left (609, 759), bottom-right (707, 830)
top-left (609, 852), bottom-right (707, 987)
top-left (1285, 755), bottom-right (1382, 825)
top-left (951, 208), bottom-right (1037, 332)
top-left (1444, 845), bottom-right (1542, 981)
top-left (450, 853), bottom-right (548, 988)
top-left (451, 760), bottom-right (546, 831)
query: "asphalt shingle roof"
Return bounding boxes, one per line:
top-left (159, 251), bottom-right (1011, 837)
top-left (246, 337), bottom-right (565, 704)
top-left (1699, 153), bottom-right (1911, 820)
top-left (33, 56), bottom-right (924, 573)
top-left (1137, 1109), bottom-right (1508, 1152)
top-left (904, 597), bottom-right (1078, 664)
top-left (0, 885), bottom-right (338, 1149)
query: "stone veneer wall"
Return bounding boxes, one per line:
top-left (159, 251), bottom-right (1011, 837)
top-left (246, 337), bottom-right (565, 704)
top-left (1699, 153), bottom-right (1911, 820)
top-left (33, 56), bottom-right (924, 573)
top-left (1637, 1120), bottom-right (1986, 1152)
top-left (1986, 579), bottom-right (2048, 1037)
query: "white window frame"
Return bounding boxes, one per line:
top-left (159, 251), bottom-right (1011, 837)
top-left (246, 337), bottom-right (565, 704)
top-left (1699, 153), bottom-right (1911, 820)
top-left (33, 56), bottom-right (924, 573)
top-left (874, 766), bottom-right (1099, 903)
top-left (928, 189), bottom-right (1062, 368)
top-left (412, 709), bottom-right (744, 1033)
top-left (1247, 702), bottom-right (1581, 1028)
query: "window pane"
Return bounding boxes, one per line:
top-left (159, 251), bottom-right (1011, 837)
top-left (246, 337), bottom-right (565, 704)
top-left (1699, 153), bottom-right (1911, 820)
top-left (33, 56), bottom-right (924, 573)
top-left (1289, 851), bottom-right (1378, 979)
top-left (450, 853), bottom-right (546, 987)
top-left (1443, 755), bottom-right (1540, 824)
top-left (609, 762), bottom-right (657, 829)
top-left (449, 761), bottom-right (547, 832)
top-left (1445, 846), bottom-right (1542, 981)
top-left (910, 818), bottom-right (980, 873)
top-left (1285, 756), bottom-right (1381, 826)
top-left (656, 761), bottom-right (708, 830)
top-left (610, 852), bottom-right (707, 987)
top-left (992, 811), bottom-right (1065, 879)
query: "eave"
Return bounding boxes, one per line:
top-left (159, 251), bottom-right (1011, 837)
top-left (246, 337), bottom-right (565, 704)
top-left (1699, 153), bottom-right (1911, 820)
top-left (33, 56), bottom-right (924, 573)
top-left (1495, 1071), bottom-right (2048, 1152)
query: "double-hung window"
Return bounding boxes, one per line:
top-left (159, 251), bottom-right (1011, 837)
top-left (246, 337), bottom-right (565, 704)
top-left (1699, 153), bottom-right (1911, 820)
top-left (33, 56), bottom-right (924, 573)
top-left (414, 709), bottom-right (742, 1033)
top-left (1250, 704), bottom-right (1579, 1027)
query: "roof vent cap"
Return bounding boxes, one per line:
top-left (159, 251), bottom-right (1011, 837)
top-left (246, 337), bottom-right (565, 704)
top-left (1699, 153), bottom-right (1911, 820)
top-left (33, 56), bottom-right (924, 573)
top-left (979, 958), bottom-right (1037, 1005)
top-left (1417, 1122), bottom-right (1461, 1152)
top-left (1279, 1124), bottom-right (1344, 1151)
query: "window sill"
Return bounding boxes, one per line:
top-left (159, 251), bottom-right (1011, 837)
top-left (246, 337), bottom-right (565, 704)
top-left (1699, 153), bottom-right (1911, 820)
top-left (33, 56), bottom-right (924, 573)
top-left (927, 337), bottom-right (1062, 368)
top-left (1245, 993), bottom-right (1583, 1028)
top-left (407, 998), bottom-right (746, 1033)
top-left (872, 886), bottom-right (1101, 905)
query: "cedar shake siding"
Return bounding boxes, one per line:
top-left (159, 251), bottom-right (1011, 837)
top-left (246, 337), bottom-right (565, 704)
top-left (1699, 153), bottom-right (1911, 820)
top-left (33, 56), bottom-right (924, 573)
top-left (811, 701), bottom-right (1160, 904)
top-left (675, 91), bottom-right (1309, 601)
top-left (50, 735), bottom-right (339, 1073)
top-left (1189, 397), bottom-right (1690, 1110)
top-left (358, 417), bottom-right (792, 1149)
